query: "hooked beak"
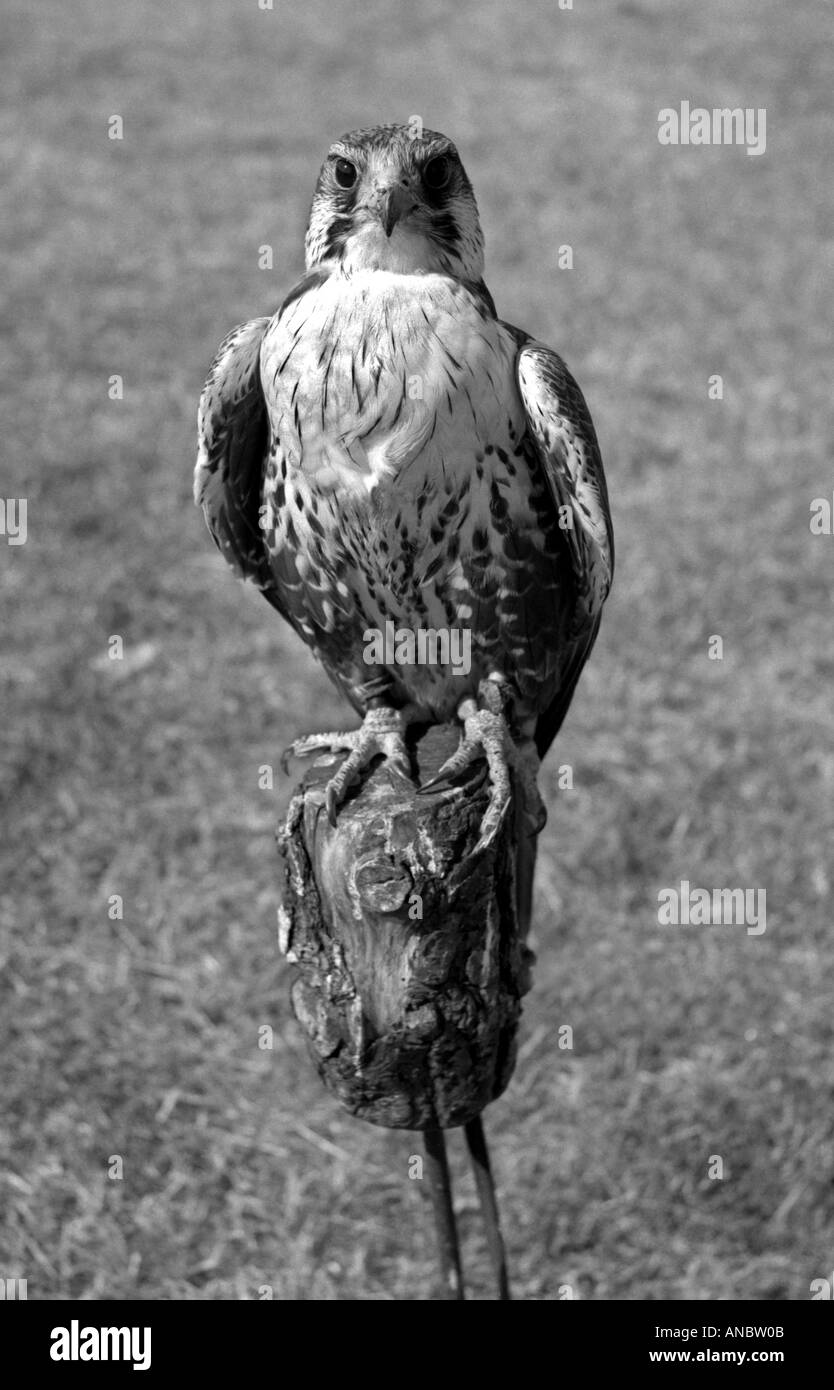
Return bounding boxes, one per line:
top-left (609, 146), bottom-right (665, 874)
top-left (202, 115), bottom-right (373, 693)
top-left (372, 181), bottom-right (418, 237)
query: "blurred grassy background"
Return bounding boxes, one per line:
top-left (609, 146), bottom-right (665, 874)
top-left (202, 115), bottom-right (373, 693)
top-left (1, 0), bottom-right (832, 1300)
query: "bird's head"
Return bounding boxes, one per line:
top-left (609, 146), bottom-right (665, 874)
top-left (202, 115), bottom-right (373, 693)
top-left (304, 123), bottom-right (485, 282)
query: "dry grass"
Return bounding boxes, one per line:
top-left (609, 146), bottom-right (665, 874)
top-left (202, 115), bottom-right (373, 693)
top-left (1, 0), bottom-right (832, 1299)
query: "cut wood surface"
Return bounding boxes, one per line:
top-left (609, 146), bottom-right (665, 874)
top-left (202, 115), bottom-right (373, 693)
top-left (276, 723), bottom-right (535, 1130)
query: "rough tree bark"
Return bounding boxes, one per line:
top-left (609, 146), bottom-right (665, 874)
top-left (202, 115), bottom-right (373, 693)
top-left (275, 722), bottom-right (535, 1131)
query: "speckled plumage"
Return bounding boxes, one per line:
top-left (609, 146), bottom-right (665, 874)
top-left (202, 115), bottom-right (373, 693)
top-left (195, 123), bottom-right (613, 765)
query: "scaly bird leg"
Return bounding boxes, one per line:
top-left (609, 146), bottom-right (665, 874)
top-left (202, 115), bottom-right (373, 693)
top-left (465, 1114), bottom-right (511, 1301)
top-left (423, 1127), bottom-right (465, 1300)
top-left (282, 703), bottom-right (420, 827)
top-left (419, 678), bottom-right (546, 853)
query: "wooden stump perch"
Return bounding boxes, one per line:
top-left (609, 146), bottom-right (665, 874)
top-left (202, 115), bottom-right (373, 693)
top-left (276, 721), bottom-right (536, 1296)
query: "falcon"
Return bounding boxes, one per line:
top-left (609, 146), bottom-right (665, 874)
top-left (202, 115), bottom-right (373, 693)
top-left (195, 123), bottom-right (614, 918)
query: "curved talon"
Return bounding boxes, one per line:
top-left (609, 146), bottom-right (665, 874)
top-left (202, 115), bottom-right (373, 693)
top-left (418, 742), bottom-right (484, 797)
top-left (282, 708), bottom-right (416, 824)
top-left (419, 706), bottom-right (516, 851)
top-left (524, 795), bottom-right (548, 837)
top-left (420, 682), bottom-right (545, 852)
top-left (281, 730), bottom-right (352, 776)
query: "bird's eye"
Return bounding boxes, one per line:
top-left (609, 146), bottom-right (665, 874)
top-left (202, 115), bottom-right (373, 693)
top-left (334, 158), bottom-right (358, 189)
top-left (423, 155), bottom-right (451, 190)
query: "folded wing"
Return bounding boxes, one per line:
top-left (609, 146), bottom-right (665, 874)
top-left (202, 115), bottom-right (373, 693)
top-left (194, 317), bottom-right (275, 580)
top-left (514, 336), bottom-right (614, 758)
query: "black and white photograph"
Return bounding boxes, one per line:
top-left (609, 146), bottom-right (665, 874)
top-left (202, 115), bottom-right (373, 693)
top-left (2, 0), bottom-right (831, 1345)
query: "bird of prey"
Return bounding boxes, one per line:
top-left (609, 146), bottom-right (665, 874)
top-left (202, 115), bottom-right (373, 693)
top-left (195, 123), bottom-right (613, 924)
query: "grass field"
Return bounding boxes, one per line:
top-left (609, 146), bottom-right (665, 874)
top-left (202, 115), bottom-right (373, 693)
top-left (1, 0), bottom-right (832, 1300)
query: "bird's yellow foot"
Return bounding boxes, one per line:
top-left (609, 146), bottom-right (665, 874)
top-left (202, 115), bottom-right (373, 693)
top-left (419, 679), bottom-right (546, 853)
top-left (282, 706), bottom-right (414, 826)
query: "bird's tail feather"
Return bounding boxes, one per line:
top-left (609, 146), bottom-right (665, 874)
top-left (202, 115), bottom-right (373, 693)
top-left (515, 824), bottom-right (537, 941)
